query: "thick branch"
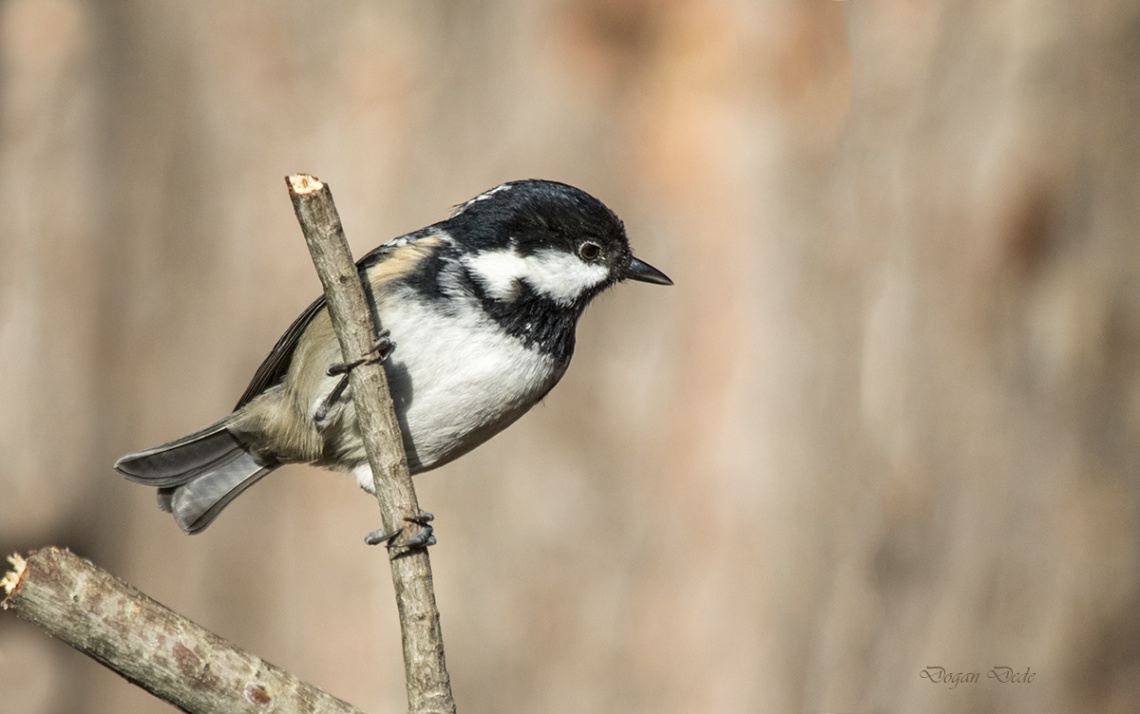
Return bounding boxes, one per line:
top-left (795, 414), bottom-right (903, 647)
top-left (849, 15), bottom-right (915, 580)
top-left (1, 547), bottom-right (363, 714)
top-left (285, 174), bottom-right (455, 714)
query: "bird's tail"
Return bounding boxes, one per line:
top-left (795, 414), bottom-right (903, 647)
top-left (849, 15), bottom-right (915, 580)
top-left (114, 420), bottom-right (277, 534)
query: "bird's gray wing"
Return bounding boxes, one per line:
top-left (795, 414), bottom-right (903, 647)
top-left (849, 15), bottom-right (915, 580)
top-left (232, 230), bottom-right (445, 410)
top-left (234, 294), bottom-right (328, 410)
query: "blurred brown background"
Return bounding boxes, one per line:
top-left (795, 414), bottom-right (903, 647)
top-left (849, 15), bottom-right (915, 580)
top-left (2, 1), bottom-right (1138, 712)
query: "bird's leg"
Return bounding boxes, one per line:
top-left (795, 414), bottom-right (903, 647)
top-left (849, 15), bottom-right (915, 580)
top-left (314, 373), bottom-right (350, 425)
top-left (315, 330), bottom-right (394, 424)
top-left (365, 510), bottom-right (436, 558)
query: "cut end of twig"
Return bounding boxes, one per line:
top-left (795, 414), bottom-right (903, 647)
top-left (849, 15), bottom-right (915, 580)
top-left (2, 552), bottom-right (27, 600)
top-left (287, 174), bottom-right (324, 195)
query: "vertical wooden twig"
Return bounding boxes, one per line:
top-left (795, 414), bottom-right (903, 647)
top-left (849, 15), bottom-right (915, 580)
top-left (285, 174), bottom-right (455, 714)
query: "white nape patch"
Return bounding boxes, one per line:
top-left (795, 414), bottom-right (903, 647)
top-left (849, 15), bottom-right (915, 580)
top-left (463, 248), bottom-right (610, 305)
top-left (451, 183), bottom-right (514, 216)
top-left (381, 228), bottom-right (451, 249)
top-left (382, 235), bottom-right (413, 248)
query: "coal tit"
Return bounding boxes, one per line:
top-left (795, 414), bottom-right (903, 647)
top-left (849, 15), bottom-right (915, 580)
top-left (115, 179), bottom-right (672, 534)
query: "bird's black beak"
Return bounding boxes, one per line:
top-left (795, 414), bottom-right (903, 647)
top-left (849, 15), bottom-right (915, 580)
top-left (625, 256), bottom-right (673, 286)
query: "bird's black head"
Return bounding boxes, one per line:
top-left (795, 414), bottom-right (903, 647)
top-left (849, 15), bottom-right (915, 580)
top-left (419, 180), bottom-right (671, 361)
top-left (445, 179), bottom-right (672, 309)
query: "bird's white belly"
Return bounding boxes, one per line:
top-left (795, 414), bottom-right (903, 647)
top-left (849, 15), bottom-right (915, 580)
top-left (335, 299), bottom-right (564, 483)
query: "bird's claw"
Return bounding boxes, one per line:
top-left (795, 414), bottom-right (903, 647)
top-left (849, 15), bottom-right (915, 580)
top-left (317, 331), bottom-right (395, 424)
top-left (365, 510), bottom-right (436, 557)
top-left (327, 330), bottom-right (394, 377)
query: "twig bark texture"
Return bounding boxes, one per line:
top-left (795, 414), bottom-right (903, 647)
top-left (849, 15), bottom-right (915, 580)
top-left (2, 547), bottom-right (364, 714)
top-left (286, 174), bottom-right (455, 714)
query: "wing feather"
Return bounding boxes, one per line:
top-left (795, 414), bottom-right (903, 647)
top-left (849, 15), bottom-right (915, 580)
top-left (233, 230), bottom-right (447, 410)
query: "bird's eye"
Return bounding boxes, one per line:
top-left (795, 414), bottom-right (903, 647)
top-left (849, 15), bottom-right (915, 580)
top-left (578, 241), bottom-right (602, 261)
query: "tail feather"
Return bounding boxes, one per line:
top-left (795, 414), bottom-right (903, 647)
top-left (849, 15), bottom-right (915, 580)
top-left (158, 452), bottom-right (274, 533)
top-left (115, 421), bottom-right (277, 533)
top-left (116, 422), bottom-right (248, 486)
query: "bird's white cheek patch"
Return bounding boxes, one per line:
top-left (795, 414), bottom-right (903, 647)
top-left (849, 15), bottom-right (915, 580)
top-left (463, 249), bottom-right (526, 301)
top-left (464, 248), bottom-right (609, 305)
top-left (524, 250), bottom-right (611, 303)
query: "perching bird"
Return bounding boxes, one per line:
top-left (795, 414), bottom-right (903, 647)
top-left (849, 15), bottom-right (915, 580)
top-left (115, 179), bottom-right (672, 539)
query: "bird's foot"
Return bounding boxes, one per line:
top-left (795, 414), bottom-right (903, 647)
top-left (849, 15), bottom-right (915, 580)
top-left (316, 331), bottom-right (395, 424)
top-left (365, 510), bottom-right (436, 558)
top-left (327, 330), bottom-right (394, 377)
